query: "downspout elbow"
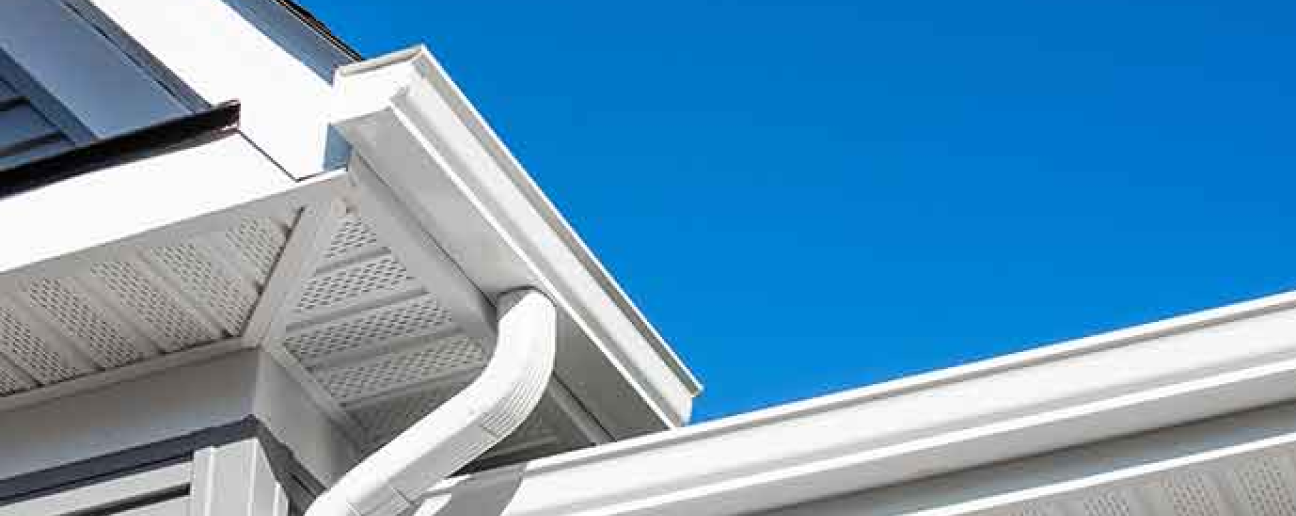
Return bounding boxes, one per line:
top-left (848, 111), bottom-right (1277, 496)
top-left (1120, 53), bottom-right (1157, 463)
top-left (305, 288), bottom-right (558, 516)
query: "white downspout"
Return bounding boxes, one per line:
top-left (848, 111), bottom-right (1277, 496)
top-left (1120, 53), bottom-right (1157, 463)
top-left (305, 288), bottom-right (557, 516)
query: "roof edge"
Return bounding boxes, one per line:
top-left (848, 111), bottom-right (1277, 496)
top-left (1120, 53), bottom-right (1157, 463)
top-left (335, 46), bottom-right (701, 396)
top-left (419, 289), bottom-right (1296, 515)
top-left (332, 47), bottom-right (699, 434)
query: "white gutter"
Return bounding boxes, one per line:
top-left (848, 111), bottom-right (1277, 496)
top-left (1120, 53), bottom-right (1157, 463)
top-left (332, 46), bottom-right (699, 436)
top-left (416, 290), bottom-right (1296, 515)
top-left (305, 288), bottom-right (556, 516)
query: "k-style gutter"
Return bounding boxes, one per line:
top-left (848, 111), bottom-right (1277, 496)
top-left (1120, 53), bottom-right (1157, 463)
top-left (331, 46), bottom-right (700, 437)
top-left (415, 290), bottom-right (1296, 515)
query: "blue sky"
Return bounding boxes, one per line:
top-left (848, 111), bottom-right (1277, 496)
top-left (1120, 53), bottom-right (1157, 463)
top-left (301, 1), bottom-right (1296, 421)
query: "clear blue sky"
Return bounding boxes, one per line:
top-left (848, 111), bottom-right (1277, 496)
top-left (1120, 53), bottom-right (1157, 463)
top-left (300, 0), bottom-right (1296, 421)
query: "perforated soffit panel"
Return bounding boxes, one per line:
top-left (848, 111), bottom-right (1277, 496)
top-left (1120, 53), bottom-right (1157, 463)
top-left (0, 213), bottom-right (292, 390)
top-left (278, 209), bottom-right (587, 462)
top-left (0, 203), bottom-right (590, 467)
top-left (988, 446), bottom-right (1296, 516)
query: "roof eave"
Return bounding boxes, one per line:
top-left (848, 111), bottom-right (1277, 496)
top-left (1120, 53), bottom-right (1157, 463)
top-left (331, 46), bottom-right (700, 435)
top-left (417, 290), bottom-right (1296, 515)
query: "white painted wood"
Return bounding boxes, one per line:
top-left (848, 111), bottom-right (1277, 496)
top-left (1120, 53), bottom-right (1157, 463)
top-left (0, 461), bottom-right (190, 516)
top-left (91, 0), bottom-right (348, 178)
top-left (0, 0), bottom-right (186, 137)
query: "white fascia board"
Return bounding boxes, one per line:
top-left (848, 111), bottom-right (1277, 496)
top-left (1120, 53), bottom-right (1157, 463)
top-left (0, 135), bottom-right (305, 276)
top-left (416, 290), bottom-right (1296, 516)
top-left (331, 47), bottom-right (700, 434)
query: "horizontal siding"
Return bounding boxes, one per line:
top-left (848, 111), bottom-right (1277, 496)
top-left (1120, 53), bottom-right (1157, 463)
top-left (0, 104), bottom-right (59, 151)
top-left (0, 136), bottom-right (71, 169)
top-left (0, 76), bottom-right (72, 168)
top-left (0, 78), bottom-right (18, 106)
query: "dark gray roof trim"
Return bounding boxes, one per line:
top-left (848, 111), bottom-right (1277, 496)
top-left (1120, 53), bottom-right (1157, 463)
top-left (278, 0), bottom-right (363, 60)
top-left (0, 100), bottom-right (241, 198)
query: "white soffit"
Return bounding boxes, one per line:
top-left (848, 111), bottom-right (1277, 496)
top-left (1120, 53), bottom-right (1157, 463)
top-left (0, 134), bottom-right (306, 409)
top-left (255, 200), bottom-right (604, 466)
top-left (0, 127), bottom-right (688, 471)
top-left (0, 171), bottom-right (611, 469)
top-left (0, 36), bottom-right (701, 470)
top-left (0, 213), bottom-right (292, 394)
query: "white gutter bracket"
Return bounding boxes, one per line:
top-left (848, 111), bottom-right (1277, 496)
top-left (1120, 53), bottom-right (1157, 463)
top-left (305, 288), bottom-right (557, 516)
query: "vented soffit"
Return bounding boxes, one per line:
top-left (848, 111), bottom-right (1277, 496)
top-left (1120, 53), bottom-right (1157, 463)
top-left (0, 163), bottom-right (677, 469)
top-left (0, 47), bottom-right (700, 469)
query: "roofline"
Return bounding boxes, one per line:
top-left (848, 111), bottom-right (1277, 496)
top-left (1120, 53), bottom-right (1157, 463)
top-left (336, 47), bottom-right (701, 395)
top-left (273, 0), bottom-right (363, 61)
top-left (419, 289), bottom-right (1296, 515)
top-left (332, 47), bottom-right (700, 435)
